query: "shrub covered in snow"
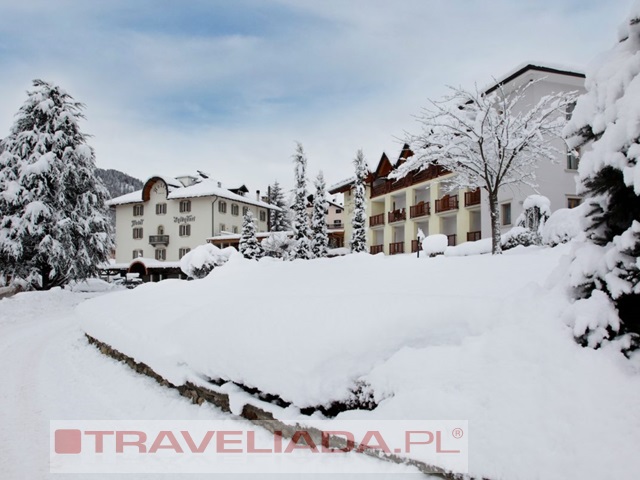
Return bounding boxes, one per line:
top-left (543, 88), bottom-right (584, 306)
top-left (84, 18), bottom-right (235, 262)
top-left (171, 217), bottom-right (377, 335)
top-left (563, 2), bottom-right (640, 353)
top-left (422, 234), bottom-right (448, 256)
top-left (180, 244), bottom-right (235, 279)
top-left (515, 194), bottom-right (551, 245)
top-left (541, 206), bottom-right (584, 246)
top-left (501, 226), bottom-right (540, 250)
top-left (261, 232), bottom-right (295, 259)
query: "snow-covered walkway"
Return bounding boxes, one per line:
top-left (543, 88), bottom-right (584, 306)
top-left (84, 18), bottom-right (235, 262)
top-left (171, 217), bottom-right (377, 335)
top-left (0, 288), bottom-right (419, 479)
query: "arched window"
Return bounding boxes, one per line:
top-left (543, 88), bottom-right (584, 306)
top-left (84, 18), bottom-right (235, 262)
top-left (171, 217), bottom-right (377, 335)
top-left (157, 225), bottom-right (164, 235)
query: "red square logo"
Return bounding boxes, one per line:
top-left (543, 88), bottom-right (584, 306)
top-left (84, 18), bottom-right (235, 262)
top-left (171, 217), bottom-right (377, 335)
top-left (55, 429), bottom-right (82, 454)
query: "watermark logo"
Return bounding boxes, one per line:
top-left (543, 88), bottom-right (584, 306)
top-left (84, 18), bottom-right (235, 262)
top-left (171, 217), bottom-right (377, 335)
top-left (50, 420), bottom-right (468, 474)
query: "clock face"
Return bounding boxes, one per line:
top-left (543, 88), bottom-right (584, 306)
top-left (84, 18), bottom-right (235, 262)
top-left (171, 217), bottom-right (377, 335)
top-left (152, 182), bottom-right (166, 196)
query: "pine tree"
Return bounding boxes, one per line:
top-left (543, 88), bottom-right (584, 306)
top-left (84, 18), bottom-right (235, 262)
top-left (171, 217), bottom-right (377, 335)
top-left (350, 149), bottom-right (367, 253)
top-left (267, 180), bottom-right (291, 232)
top-left (311, 171), bottom-right (329, 258)
top-left (290, 142), bottom-right (314, 259)
top-left (239, 211), bottom-right (264, 260)
top-left (0, 80), bottom-right (113, 290)
top-left (564, 3), bottom-right (640, 353)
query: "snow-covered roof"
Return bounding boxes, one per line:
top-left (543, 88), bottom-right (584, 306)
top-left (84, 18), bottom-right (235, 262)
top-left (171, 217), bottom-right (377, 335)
top-left (107, 175), bottom-right (280, 211)
top-left (482, 62), bottom-right (585, 95)
top-left (328, 176), bottom-right (355, 194)
top-left (106, 258), bottom-right (182, 270)
top-left (207, 230), bottom-right (293, 241)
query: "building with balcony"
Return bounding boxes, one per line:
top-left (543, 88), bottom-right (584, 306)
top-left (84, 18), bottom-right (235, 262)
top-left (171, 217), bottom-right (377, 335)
top-left (105, 171), bottom-right (280, 280)
top-left (329, 64), bottom-right (586, 255)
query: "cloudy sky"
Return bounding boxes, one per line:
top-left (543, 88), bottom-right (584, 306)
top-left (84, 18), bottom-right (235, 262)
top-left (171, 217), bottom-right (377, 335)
top-left (0, 0), bottom-right (633, 192)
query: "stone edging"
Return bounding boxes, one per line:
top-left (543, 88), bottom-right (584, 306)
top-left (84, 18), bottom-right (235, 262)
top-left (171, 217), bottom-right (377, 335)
top-left (86, 334), bottom-right (479, 479)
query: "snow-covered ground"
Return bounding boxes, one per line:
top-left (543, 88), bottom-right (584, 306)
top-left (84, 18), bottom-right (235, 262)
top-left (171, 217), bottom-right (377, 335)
top-left (79, 245), bottom-right (640, 480)
top-left (0, 288), bottom-right (421, 479)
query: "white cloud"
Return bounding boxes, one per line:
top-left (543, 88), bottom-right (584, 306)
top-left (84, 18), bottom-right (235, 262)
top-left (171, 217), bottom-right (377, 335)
top-left (0, 0), bottom-right (633, 192)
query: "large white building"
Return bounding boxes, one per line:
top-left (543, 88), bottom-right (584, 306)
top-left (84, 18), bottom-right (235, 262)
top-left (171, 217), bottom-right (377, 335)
top-left (331, 64), bottom-right (586, 254)
top-left (107, 172), bottom-right (279, 279)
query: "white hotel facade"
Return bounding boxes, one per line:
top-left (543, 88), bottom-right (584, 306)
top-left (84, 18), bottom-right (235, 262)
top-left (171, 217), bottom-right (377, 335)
top-left (331, 64), bottom-right (586, 255)
top-left (107, 172), bottom-right (279, 277)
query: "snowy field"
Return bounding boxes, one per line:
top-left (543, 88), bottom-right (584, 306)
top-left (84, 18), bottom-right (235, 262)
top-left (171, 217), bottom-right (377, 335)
top-left (78, 245), bottom-right (640, 480)
top-left (0, 287), bottom-right (422, 479)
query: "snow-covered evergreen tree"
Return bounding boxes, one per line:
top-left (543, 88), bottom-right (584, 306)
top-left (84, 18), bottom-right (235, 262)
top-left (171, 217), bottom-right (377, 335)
top-left (311, 171), bottom-right (329, 258)
top-left (0, 80), bottom-right (113, 290)
top-left (239, 211), bottom-right (264, 260)
top-left (350, 149), bottom-right (367, 253)
top-left (393, 77), bottom-right (576, 254)
top-left (290, 142), bottom-right (314, 260)
top-left (564, 3), bottom-right (640, 353)
top-left (267, 180), bottom-right (290, 231)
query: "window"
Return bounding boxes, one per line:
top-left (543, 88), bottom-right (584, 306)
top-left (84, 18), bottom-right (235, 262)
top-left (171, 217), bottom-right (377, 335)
top-left (179, 200), bottom-right (191, 213)
top-left (220, 223), bottom-right (226, 232)
top-left (156, 203), bottom-right (167, 215)
top-left (132, 249), bottom-right (143, 259)
top-left (567, 148), bottom-right (580, 170)
top-left (179, 224), bottom-right (191, 237)
top-left (567, 197), bottom-right (582, 209)
top-left (231, 204), bottom-right (239, 216)
top-left (232, 226), bottom-right (239, 234)
top-left (155, 249), bottom-right (166, 261)
top-left (133, 204), bottom-right (144, 216)
top-left (218, 201), bottom-right (227, 213)
top-left (336, 209), bottom-right (343, 214)
top-left (157, 225), bottom-right (164, 235)
top-left (259, 210), bottom-right (266, 222)
top-left (133, 227), bottom-right (143, 239)
top-left (501, 203), bottom-right (512, 226)
top-left (242, 206), bottom-right (249, 217)
top-left (334, 219), bottom-right (342, 226)
top-left (179, 248), bottom-right (191, 259)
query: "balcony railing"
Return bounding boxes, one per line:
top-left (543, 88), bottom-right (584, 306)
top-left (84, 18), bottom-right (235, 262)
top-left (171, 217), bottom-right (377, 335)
top-left (435, 195), bottom-right (459, 213)
top-left (464, 188), bottom-right (481, 207)
top-left (327, 223), bottom-right (343, 230)
top-left (411, 239), bottom-right (423, 253)
top-left (389, 241), bottom-right (405, 255)
top-left (447, 234), bottom-right (457, 247)
top-left (370, 244), bottom-right (384, 255)
top-left (467, 231), bottom-right (481, 242)
top-left (409, 201), bottom-right (430, 218)
top-left (371, 182), bottom-right (389, 197)
top-left (369, 213), bottom-right (385, 227)
top-left (149, 235), bottom-right (170, 246)
top-left (388, 208), bottom-right (406, 223)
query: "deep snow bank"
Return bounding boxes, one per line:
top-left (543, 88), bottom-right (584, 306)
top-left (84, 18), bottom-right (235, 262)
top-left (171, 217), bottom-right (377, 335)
top-left (78, 246), bottom-right (640, 480)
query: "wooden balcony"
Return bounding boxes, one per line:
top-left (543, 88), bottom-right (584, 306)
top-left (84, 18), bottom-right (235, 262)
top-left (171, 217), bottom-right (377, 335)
top-left (371, 182), bottom-right (389, 198)
top-left (369, 213), bottom-right (385, 227)
top-left (467, 231), bottom-right (481, 242)
top-left (411, 239), bottom-right (423, 253)
top-left (447, 234), bottom-right (457, 246)
top-left (149, 235), bottom-right (170, 246)
top-left (435, 195), bottom-right (459, 213)
top-left (409, 201), bottom-right (430, 218)
top-left (389, 241), bottom-right (405, 255)
top-left (370, 244), bottom-right (384, 255)
top-left (464, 188), bottom-right (481, 207)
top-left (388, 208), bottom-right (406, 223)
top-left (369, 165), bottom-right (450, 199)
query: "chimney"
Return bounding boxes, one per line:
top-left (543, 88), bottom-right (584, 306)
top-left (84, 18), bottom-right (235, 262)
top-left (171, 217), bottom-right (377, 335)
top-left (256, 190), bottom-right (260, 201)
top-left (217, 181), bottom-right (222, 188)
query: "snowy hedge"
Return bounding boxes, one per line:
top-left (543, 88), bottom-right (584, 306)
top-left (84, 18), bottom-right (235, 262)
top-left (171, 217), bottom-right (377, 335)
top-left (179, 244), bottom-right (237, 279)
